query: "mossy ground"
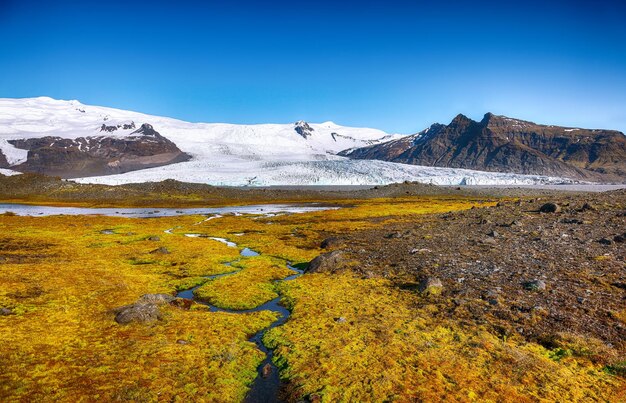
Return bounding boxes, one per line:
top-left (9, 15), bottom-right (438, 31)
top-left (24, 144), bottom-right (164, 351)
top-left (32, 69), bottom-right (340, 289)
top-left (0, 196), bottom-right (623, 401)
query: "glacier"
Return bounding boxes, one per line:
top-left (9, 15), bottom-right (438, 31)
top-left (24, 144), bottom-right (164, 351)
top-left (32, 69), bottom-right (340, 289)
top-left (0, 97), bottom-right (575, 186)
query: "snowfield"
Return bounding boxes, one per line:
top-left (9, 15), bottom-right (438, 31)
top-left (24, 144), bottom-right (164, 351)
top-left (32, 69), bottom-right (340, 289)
top-left (0, 97), bottom-right (575, 186)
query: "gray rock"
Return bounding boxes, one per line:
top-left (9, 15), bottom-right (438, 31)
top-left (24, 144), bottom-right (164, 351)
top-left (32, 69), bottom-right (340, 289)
top-left (580, 202), bottom-right (596, 211)
top-left (0, 307), bottom-right (13, 316)
top-left (147, 236), bottom-right (161, 242)
top-left (150, 247), bottom-right (170, 254)
top-left (417, 277), bottom-right (443, 295)
top-left (308, 250), bottom-right (348, 273)
top-left (100, 229), bottom-right (115, 235)
top-left (114, 303), bottom-right (161, 324)
top-left (539, 203), bottom-right (561, 213)
top-left (320, 237), bottom-right (341, 249)
top-left (598, 238), bottom-right (613, 246)
top-left (523, 279), bottom-right (546, 291)
top-left (138, 293), bottom-right (176, 305)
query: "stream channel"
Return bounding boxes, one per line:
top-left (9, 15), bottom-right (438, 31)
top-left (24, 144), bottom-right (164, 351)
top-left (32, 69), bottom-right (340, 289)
top-left (175, 234), bottom-right (301, 402)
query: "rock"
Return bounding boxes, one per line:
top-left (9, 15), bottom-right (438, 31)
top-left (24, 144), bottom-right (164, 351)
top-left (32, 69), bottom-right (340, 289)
top-left (262, 363), bottom-right (272, 378)
top-left (613, 233), bottom-right (625, 243)
top-left (100, 229), bottom-right (115, 235)
top-left (523, 280), bottom-right (546, 291)
top-left (598, 238), bottom-right (613, 246)
top-left (176, 339), bottom-right (190, 345)
top-left (307, 250), bottom-right (348, 273)
top-left (385, 232), bottom-right (402, 239)
top-left (138, 293), bottom-right (176, 305)
top-left (320, 237), bottom-right (341, 249)
top-left (417, 277), bottom-right (443, 295)
top-left (580, 202), bottom-right (596, 211)
top-left (561, 218), bottom-right (583, 224)
top-left (150, 247), bottom-right (170, 254)
top-left (334, 316), bottom-right (346, 323)
top-left (410, 248), bottom-right (431, 254)
top-left (539, 203), bottom-right (561, 213)
top-left (114, 303), bottom-right (161, 324)
top-left (482, 237), bottom-right (497, 245)
top-left (147, 236), bottom-right (161, 242)
top-left (0, 307), bottom-right (13, 315)
top-left (487, 230), bottom-right (499, 238)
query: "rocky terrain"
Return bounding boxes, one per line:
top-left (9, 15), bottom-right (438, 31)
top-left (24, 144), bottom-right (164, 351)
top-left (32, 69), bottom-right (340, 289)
top-left (315, 190), bottom-right (626, 352)
top-left (4, 123), bottom-right (190, 178)
top-left (341, 113), bottom-right (626, 182)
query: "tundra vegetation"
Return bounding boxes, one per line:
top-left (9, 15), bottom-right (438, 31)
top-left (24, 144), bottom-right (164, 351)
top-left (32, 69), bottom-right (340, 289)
top-left (0, 196), bottom-right (623, 402)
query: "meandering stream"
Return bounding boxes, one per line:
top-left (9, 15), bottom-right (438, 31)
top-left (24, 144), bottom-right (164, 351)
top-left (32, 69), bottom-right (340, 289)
top-left (175, 234), bottom-right (303, 402)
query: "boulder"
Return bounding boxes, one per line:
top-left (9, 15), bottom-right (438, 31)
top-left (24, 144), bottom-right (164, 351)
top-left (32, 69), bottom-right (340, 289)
top-left (417, 277), bottom-right (443, 295)
top-left (523, 279), bottom-right (547, 291)
top-left (138, 293), bottom-right (176, 305)
top-left (150, 247), bottom-right (170, 254)
top-left (320, 237), bottom-right (341, 249)
top-left (0, 307), bottom-right (13, 316)
top-left (114, 303), bottom-right (161, 324)
top-left (308, 250), bottom-right (348, 273)
top-left (539, 203), bottom-right (561, 213)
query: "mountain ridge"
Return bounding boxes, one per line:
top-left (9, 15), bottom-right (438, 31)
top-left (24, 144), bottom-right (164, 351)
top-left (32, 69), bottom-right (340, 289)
top-left (340, 113), bottom-right (626, 182)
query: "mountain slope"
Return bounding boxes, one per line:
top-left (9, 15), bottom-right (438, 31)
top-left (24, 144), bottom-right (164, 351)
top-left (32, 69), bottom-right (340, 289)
top-left (0, 98), bottom-right (575, 185)
top-left (341, 113), bottom-right (626, 182)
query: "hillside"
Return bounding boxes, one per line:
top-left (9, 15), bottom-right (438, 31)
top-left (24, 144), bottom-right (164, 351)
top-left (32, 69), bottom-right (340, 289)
top-left (341, 113), bottom-right (626, 182)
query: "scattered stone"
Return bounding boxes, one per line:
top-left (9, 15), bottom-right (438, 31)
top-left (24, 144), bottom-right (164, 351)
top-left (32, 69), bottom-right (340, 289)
top-left (385, 232), bottom-right (402, 239)
top-left (487, 230), bottom-right (499, 238)
top-left (262, 363), bottom-right (272, 378)
top-left (598, 238), bottom-right (613, 246)
top-left (0, 307), bottom-right (13, 316)
top-left (334, 316), bottom-right (346, 323)
top-left (114, 303), bottom-right (161, 325)
top-left (614, 233), bottom-right (625, 243)
top-left (176, 339), bottom-right (190, 345)
top-left (580, 203), bottom-right (596, 211)
top-left (523, 280), bottom-right (546, 291)
top-left (417, 277), bottom-right (443, 295)
top-left (307, 250), bottom-right (348, 273)
top-left (320, 237), bottom-right (341, 249)
top-left (410, 248), bottom-right (431, 254)
top-left (147, 236), bottom-right (161, 242)
top-left (539, 203), bottom-right (561, 213)
top-left (138, 294), bottom-right (176, 305)
top-left (561, 218), bottom-right (583, 224)
top-left (100, 229), bottom-right (115, 235)
top-left (150, 247), bottom-right (170, 254)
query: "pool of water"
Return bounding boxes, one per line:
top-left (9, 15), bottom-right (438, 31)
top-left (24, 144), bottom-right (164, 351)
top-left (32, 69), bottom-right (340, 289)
top-left (0, 203), bottom-right (338, 217)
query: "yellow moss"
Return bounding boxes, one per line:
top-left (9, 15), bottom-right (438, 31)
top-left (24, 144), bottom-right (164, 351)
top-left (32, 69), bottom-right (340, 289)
top-left (195, 256), bottom-right (293, 310)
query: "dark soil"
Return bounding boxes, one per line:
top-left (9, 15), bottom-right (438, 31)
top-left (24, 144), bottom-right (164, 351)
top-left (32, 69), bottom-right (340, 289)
top-left (324, 190), bottom-right (626, 352)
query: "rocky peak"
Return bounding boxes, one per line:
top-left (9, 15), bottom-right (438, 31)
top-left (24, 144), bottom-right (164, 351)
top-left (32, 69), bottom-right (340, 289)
top-left (449, 113), bottom-right (473, 127)
top-left (131, 123), bottom-right (159, 137)
top-left (100, 122), bottom-right (136, 132)
top-left (294, 120), bottom-right (314, 139)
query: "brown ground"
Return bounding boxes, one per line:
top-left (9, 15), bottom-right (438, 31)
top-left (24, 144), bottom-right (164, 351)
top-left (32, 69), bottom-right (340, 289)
top-left (317, 189), bottom-right (626, 353)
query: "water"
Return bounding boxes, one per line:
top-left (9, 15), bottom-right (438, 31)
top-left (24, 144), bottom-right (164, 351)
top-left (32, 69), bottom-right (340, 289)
top-left (175, 236), bottom-right (302, 402)
top-left (0, 203), bottom-right (338, 217)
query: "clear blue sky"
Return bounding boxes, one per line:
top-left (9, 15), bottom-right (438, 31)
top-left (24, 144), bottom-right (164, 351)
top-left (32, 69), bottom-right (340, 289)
top-left (1, 0), bottom-right (625, 134)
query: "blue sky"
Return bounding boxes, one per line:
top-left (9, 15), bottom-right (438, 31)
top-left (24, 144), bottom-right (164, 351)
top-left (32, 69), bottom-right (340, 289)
top-left (1, 0), bottom-right (625, 134)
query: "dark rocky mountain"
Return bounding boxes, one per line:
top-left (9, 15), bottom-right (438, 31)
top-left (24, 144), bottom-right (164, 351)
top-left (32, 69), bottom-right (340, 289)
top-left (5, 123), bottom-right (191, 178)
top-left (340, 113), bottom-right (626, 182)
top-left (294, 120), bottom-right (314, 139)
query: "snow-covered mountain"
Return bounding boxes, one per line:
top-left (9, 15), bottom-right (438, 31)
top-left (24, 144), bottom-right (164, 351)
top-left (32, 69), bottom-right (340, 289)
top-left (0, 97), bottom-right (574, 185)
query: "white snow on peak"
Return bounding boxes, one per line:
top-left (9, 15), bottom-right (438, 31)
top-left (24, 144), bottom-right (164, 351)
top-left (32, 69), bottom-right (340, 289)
top-left (0, 97), bottom-right (575, 186)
